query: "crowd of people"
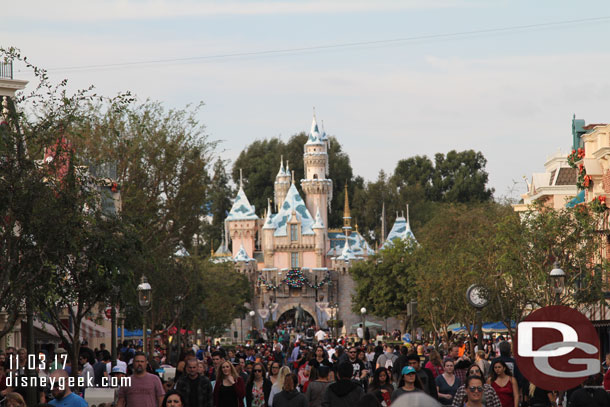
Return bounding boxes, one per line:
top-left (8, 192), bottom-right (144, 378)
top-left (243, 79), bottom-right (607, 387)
top-left (1, 328), bottom-right (610, 407)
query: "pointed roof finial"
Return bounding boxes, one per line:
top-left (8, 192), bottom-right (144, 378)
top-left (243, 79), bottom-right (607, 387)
top-left (291, 170), bottom-right (295, 184)
top-left (239, 168), bottom-right (243, 189)
top-left (344, 183), bottom-right (351, 218)
top-left (286, 160), bottom-right (290, 174)
top-left (406, 204), bottom-right (410, 224)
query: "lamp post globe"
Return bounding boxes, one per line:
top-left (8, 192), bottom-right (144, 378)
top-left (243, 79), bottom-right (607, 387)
top-left (136, 275), bottom-right (152, 359)
top-left (360, 307), bottom-right (366, 315)
top-left (550, 262), bottom-right (566, 304)
top-left (137, 276), bottom-right (152, 309)
top-left (249, 310), bottom-right (255, 317)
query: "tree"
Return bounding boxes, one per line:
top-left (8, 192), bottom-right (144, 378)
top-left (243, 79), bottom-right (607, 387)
top-left (71, 100), bottom-right (218, 331)
top-left (392, 150), bottom-right (494, 204)
top-left (199, 158), bottom-right (234, 255)
top-left (490, 203), bottom-right (609, 340)
top-left (414, 203), bottom-right (509, 340)
top-left (0, 48), bottom-right (140, 377)
top-left (350, 239), bottom-right (418, 329)
top-left (232, 134), bottom-right (354, 228)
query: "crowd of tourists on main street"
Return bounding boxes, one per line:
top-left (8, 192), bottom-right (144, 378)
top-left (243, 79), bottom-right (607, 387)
top-left (1, 324), bottom-right (609, 407)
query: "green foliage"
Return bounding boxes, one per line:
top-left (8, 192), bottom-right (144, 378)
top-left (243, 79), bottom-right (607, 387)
top-left (491, 203), bottom-right (609, 337)
top-left (232, 134), bottom-right (353, 228)
top-left (350, 239), bottom-right (418, 322)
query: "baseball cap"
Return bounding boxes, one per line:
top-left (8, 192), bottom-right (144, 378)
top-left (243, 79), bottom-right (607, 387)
top-left (401, 366), bottom-right (416, 375)
top-left (111, 365), bottom-right (127, 375)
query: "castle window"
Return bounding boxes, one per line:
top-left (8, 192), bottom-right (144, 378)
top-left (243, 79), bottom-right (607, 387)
top-left (313, 174), bottom-right (318, 179)
top-left (290, 225), bottom-right (298, 241)
top-left (291, 252), bottom-right (299, 268)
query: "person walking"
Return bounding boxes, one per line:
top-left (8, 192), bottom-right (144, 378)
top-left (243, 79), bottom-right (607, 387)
top-left (271, 374), bottom-right (308, 407)
top-left (435, 359), bottom-right (460, 405)
top-left (118, 352), bottom-right (165, 407)
top-left (367, 367), bottom-right (394, 406)
top-left (451, 364), bottom-right (501, 407)
top-left (488, 361), bottom-right (518, 407)
top-left (213, 361), bottom-right (246, 407)
top-left (391, 366), bottom-right (423, 403)
top-left (245, 362), bottom-right (272, 407)
top-left (305, 365), bottom-right (332, 407)
top-left (322, 362), bottom-right (364, 407)
top-left (463, 376), bottom-right (486, 407)
top-left (175, 358), bottom-right (213, 407)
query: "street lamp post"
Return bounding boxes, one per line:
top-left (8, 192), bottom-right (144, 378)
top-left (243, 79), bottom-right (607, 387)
top-left (249, 310), bottom-right (256, 340)
top-left (137, 276), bottom-right (152, 358)
top-left (360, 307), bottom-right (367, 342)
top-left (550, 262), bottom-right (566, 305)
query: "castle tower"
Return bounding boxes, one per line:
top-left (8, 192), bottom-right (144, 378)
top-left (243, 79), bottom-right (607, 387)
top-left (312, 206), bottom-right (326, 267)
top-left (226, 170), bottom-right (259, 258)
top-left (262, 198), bottom-right (276, 266)
top-left (274, 156), bottom-right (291, 212)
top-left (342, 183), bottom-right (352, 236)
top-left (301, 113), bottom-right (333, 229)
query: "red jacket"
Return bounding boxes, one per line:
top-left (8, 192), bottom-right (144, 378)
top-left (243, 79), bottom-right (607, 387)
top-left (213, 376), bottom-right (246, 407)
top-left (604, 368), bottom-right (610, 391)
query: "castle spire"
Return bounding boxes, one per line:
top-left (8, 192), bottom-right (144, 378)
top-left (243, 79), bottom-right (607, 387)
top-left (239, 168), bottom-right (243, 189)
top-left (342, 183), bottom-right (352, 235)
top-left (276, 155), bottom-right (285, 177)
top-left (291, 170), bottom-right (295, 184)
top-left (406, 204), bottom-right (410, 225)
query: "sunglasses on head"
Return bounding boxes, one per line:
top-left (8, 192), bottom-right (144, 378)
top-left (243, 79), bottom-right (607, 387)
top-left (468, 386), bottom-right (484, 393)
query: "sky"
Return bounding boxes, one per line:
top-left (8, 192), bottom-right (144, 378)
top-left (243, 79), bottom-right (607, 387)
top-left (3, 0), bottom-right (610, 202)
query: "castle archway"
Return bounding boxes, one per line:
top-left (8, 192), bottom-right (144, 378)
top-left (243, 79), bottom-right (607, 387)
top-left (277, 306), bottom-right (315, 330)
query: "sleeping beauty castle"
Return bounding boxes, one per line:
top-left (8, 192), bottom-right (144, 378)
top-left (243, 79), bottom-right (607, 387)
top-left (213, 113), bottom-right (415, 339)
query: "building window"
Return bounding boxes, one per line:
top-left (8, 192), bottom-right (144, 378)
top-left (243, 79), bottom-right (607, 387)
top-left (290, 225), bottom-right (298, 241)
top-left (291, 252), bottom-right (299, 268)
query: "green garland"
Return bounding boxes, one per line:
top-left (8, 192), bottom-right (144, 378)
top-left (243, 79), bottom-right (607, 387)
top-left (257, 269), bottom-right (331, 289)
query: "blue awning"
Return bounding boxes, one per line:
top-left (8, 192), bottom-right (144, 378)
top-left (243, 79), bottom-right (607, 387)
top-left (117, 328), bottom-right (151, 337)
top-left (566, 190), bottom-right (585, 208)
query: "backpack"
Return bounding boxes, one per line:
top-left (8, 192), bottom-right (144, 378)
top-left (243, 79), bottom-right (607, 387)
top-left (384, 357), bottom-right (394, 369)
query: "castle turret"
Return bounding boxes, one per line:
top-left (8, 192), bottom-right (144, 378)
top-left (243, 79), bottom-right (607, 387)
top-left (262, 198), bottom-right (276, 266)
top-left (313, 206), bottom-right (326, 267)
top-left (226, 170), bottom-right (259, 258)
top-left (301, 113), bottom-right (333, 229)
top-left (274, 156), bottom-right (291, 212)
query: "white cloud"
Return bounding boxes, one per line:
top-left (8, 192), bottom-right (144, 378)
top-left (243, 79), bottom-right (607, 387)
top-left (8, 0), bottom-right (479, 21)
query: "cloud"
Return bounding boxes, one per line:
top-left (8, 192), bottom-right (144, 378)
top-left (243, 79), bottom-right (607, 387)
top-left (8, 0), bottom-right (477, 21)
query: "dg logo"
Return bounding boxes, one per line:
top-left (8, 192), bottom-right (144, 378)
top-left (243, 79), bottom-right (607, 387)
top-left (515, 305), bottom-right (600, 391)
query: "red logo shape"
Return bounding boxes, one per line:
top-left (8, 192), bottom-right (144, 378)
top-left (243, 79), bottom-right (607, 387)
top-left (515, 305), bottom-right (600, 391)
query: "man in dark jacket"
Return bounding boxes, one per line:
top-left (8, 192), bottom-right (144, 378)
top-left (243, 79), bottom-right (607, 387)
top-left (175, 358), bottom-right (212, 407)
top-left (322, 362), bottom-right (364, 407)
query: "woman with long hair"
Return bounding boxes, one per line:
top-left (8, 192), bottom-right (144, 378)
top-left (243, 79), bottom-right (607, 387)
top-left (488, 360), bottom-right (518, 407)
top-left (450, 364), bottom-right (501, 407)
top-left (213, 361), bottom-right (246, 407)
top-left (161, 390), bottom-right (186, 407)
top-left (246, 362), bottom-right (272, 407)
top-left (268, 361), bottom-right (281, 385)
top-left (271, 374), bottom-right (307, 407)
top-left (368, 367), bottom-right (394, 406)
top-left (435, 359), bottom-right (460, 405)
top-left (268, 366), bottom-right (290, 407)
top-left (391, 366), bottom-right (423, 402)
top-left (424, 350), bottom-right (444, 379)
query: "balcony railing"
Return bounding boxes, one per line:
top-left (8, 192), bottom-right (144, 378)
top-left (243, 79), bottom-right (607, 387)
top-left (0, 61), bottom-right (13, 79)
